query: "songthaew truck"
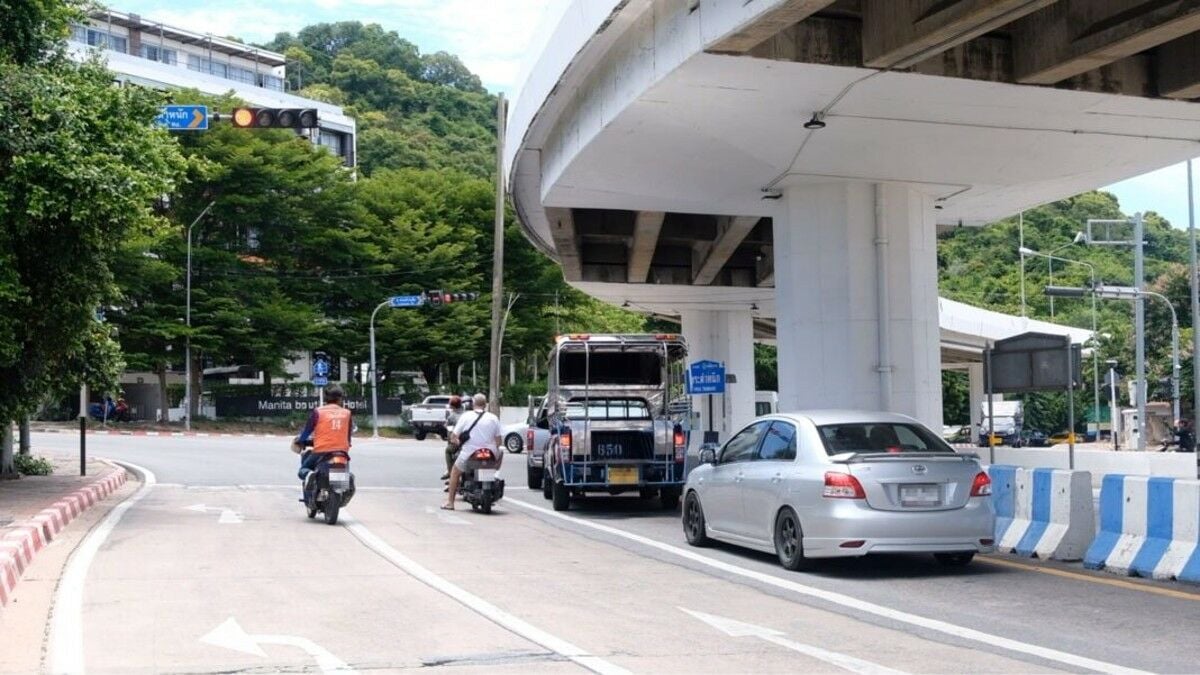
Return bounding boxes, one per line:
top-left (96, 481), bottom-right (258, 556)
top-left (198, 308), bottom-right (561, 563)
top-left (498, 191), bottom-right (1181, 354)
top-left (977, 400), bottom-right (1023, 447)
top-left (540, 334), bottom-right (691, 511)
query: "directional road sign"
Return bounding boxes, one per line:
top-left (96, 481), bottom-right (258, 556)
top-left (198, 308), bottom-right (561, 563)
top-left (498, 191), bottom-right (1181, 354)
top-left (156, 105), bottom-right (208, 131)
top-left (687, 360), bottom-right (726, 395)
top-left (389, 295), bottom-right (424, 308)
top-left (312, 375), bottom-right (329, 387)
top-left (313, 357), bottom-right (330, 378)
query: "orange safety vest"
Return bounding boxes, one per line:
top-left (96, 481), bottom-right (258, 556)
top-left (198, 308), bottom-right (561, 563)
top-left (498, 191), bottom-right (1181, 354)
top-left (312, 404), bottom-right (352, 453)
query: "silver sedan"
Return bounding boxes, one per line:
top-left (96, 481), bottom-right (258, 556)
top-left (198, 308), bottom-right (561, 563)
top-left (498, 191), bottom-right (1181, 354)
top-left (683, 410), bottom-right (995, 570)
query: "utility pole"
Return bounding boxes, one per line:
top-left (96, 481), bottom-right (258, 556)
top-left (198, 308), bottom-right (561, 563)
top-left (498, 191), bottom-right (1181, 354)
top-left (1134, 212), bottom-right (1146, 450)
top-left (185, 201), bottom-right (215, 431)
top-left (487, 93), bottom-right (507, 413)
top-left (1189, 160), bottom-right (1199, 427)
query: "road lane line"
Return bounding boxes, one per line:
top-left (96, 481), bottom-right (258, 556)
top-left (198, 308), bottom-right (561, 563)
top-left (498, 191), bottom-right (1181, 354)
top-left (978, 556), bottom-right (1200, 601)
top-left (49, 461), bottom-right (157, 675)
top-left (340, 514), bottom-right (628, 675)
top-left (505, 497), bottom-right (1148, 675)
top-left (680, 607), bottom-right (907, 675)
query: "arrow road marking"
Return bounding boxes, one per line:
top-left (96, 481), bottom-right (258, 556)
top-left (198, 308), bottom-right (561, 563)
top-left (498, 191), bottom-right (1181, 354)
top-left (185, 504), bottom-right (243, 524)
top-left (201, 617), bottom-right (356, 674)
top-left (681, 608), bottom-right (906, 675)
top-left (423, 504), bottom-right (471, 525)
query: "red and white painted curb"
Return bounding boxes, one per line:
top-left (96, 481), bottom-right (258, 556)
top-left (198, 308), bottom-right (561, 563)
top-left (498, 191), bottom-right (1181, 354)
top-left (0, 467), bottom-right (128, 607)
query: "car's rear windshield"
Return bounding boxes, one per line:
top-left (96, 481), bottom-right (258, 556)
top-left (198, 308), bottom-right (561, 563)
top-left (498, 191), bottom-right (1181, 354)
top-left (817, 422), bottom-right (955, 455)
top-left (425, 397), bottom-right (450, 405)
top-left (565, 398), bottom-right (652, 420)
top-left (559, 352), bottom-right (662, 385)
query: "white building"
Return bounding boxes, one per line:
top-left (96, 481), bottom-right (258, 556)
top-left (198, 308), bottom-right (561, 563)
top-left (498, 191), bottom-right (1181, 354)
top-left (68, 9), bottom-right (356, 167)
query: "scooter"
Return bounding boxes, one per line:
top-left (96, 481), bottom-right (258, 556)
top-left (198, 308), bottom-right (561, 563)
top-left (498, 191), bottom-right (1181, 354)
top-left (298, 448), bottom-right (356, 525)
top-left (457, 447), bottom-right (504, 514)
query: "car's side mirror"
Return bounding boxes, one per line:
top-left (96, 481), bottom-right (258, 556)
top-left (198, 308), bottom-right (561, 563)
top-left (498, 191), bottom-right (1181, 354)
top-left (699, 447), bottom-right (717, 465)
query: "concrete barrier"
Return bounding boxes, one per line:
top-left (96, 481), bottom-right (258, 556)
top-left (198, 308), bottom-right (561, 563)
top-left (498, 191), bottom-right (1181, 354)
top-left (968, 446), bottom-right (1197, 487)
top-left (988, 465), bottom-right (1094, 561)
top-left (1083, 475), bottom-right (1200, 582)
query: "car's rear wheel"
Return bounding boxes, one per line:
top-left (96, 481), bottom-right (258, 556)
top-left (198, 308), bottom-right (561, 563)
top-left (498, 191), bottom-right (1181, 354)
top-left (660, 486), bottom-right (681, 510)
top-left (683, 492), bottom-right (708, 547)
top-left (934, 552), bottom-right (975, 567)
top-left (527, 465), bottom-right (542, 490)
top-left (414, 429), bottom-right (427, 441)
top-left (774, 508), bottom-right (811, 571)
top-left (542, 469), bottom-right (553, 500)
top-left (505, 433), bottom-right (523, 453)
top-left (551, 480), bottom-right (571, 511)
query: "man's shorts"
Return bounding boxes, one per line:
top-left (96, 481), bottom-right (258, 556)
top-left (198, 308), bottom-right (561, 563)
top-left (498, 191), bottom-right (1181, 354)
top-left (454, 445), bottom-right (503, 472)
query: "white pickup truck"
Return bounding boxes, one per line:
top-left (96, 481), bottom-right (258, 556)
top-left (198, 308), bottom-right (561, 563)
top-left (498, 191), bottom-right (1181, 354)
top-left (406, 395), bottom-right (451, 441)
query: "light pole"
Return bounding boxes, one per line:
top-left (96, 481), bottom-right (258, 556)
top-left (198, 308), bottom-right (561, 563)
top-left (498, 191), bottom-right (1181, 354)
top-left (1044, 233), bottom-right (1086, 317)
top-left (1107, 359), bottom-right (1120, 451)
top-left (1188, 160), bottom-right (1198, 427)
top-left (184, 201), bottom-right (215, 431)
top-left (368, 299), bottom-right (390, 438)
top-left (1057, 284), bottom-right (1181, 430)
top-left (1025, 247), bottom-right (1100, 442)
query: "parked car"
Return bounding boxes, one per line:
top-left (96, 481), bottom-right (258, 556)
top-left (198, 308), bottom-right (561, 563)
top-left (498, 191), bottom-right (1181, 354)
top-left (1019, 429), bottom-right (1049, 447)
top-left (501, 421), bottom-right (527, 453)
top-left (683, 410), bottom-right (995, 570)
top-left (941, 425), bottom-right (971, 444)
top-left (405, 395), bottom-right (451, 441)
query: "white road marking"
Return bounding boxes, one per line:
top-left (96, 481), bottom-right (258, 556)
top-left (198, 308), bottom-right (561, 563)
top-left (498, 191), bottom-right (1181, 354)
top-left (423, 505), bottom-right (472, 526)
top-left (341, 514), bottom-right (628, 675)
top-left (49, 461), bottom-right (157, 675)
top-left (680, 608), bottom-right (906, 675)
top-left (506, 498), bottom-right (1148, 675)
top-left (201, 617), bottom-right (355, 673)
top-left (185, 504), bottom-right (244, 524)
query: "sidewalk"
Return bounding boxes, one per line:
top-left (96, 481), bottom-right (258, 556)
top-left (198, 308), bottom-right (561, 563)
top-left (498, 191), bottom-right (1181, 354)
top-left (0, 455), bottom-right (127, 606)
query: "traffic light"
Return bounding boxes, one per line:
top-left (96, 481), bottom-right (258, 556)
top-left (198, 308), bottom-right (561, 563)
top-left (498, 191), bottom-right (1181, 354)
top-left (443, 292), bottom-right (480, 304)
top-left (230, 107), bottom-right (319, 129)
top-left (425, 289), bottom-right (443, 307)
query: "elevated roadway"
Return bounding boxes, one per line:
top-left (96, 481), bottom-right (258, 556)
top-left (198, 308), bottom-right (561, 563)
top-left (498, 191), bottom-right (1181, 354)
top-left (508, 0), bottom-right (1200, 436)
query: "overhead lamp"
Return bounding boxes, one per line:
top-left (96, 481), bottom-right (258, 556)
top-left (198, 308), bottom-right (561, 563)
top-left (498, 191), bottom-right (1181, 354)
top-left (750, 303), bottom-right (759, 311)
top-left (803, 112), bottom-right (826, 130)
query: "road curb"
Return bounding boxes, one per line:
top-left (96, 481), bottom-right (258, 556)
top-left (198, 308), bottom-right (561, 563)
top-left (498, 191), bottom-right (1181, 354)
top-left (0, 467), bottom-right (128, 607)
top-left (35, 427), bottom-right (296, 438)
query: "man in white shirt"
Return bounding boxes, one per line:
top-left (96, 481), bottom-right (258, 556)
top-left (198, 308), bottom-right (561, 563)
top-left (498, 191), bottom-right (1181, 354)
top-left (443, 393), bottom-right (503, 510)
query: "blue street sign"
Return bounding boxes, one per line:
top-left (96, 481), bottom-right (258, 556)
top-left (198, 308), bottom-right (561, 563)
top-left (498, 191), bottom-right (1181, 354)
top-left (687, 360), bottom-right (726, 395)
top-left (389, 295), bottom-right (424, 308)
top-left (312, 375), bottom-right (329, 387)
top-left (156, 105), bottom-right (208, 130)
top-left (313, 357), bottom-right (330, 378)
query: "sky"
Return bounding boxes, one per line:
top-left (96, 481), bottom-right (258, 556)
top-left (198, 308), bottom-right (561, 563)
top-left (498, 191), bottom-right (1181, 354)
top-left (111, 1), bottom-right (1197, 228)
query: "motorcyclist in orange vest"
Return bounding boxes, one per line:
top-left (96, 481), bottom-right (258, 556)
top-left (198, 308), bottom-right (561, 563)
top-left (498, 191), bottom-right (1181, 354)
top-left (296, 385), bottom-right (353, 488)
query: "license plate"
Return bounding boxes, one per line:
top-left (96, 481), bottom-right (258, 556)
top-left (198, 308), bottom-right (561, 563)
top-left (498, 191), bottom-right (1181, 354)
top-left (328, 470), bottom-right (350, 488)
top-left (477, 469), bottom-right (497, 482)
top-left (900, 484), bottom-right (940, 507)
top-left (608, 466), bottom-right (638, 485)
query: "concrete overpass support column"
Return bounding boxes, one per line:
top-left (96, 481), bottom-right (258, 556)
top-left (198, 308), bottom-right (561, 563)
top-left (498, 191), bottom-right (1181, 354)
top-left (774, 183), bottom-right (942, 429)
top-left (680, 309), bottom-right (756, 441)
top-left (968, 362), bottom-right (985, 442)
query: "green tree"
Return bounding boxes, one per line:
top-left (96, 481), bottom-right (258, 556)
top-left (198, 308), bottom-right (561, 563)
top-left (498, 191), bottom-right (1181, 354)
top-left (0, 0), bottom-right (185, 471)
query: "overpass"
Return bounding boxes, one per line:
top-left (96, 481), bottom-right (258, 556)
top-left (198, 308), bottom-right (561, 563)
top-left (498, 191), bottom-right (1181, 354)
top-left (508, 0), bottom-right (1200, 437)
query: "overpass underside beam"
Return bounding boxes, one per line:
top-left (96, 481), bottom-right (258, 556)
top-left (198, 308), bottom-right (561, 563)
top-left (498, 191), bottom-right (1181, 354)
top-left (774, 182), bottom-right (942, 430)
top-left (717, 0), bottom-right (1200, 100)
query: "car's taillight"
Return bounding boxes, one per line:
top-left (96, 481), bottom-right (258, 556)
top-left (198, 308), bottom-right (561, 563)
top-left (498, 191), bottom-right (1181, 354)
top-left (823, 472), bottom-right (865, 499)
top-left (558, 428), bottom-right (572, 460)
top-left (673, 425), bottom-right (686, 462)
top-left (970, 471), bottom-right (992, 497)
top-left (471, 448), bottom-right (495, 461)
top-left (526, 428), bottom-right (534, 451)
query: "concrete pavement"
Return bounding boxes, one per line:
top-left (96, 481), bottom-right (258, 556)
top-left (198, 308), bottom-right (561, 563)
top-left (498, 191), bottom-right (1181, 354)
top-left (17, 432), bottom-right (1200, 673)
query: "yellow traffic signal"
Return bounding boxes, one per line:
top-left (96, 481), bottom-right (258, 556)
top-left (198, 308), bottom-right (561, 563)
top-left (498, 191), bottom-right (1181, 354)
top-left (229, 107), bottom-right (319, 129)
top-left (231, 107), bottom-right (255, 128)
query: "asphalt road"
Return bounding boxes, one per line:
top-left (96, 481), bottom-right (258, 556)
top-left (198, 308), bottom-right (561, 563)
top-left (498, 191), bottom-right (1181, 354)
top-left (27, 432), bottom-right (1200, 673)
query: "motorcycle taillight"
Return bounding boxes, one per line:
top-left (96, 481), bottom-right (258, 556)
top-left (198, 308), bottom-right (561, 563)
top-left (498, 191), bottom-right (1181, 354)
top-left (329, 455), bottom-right (348, 466)
top-left (471, 448), bottom-right (495, 461)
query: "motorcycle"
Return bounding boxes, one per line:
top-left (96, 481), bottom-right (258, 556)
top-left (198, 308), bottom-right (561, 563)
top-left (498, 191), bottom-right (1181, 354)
top-left (298, 447), bottom-right (356, 525)
top-left (457, 447), bottom-right (505, 514)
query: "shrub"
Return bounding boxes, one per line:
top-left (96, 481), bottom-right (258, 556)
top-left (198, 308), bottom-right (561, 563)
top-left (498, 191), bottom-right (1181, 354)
top-left (15, 454), bottom-right (53, 476)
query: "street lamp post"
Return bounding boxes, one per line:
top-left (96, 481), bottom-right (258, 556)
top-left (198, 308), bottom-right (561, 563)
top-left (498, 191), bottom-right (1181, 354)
top-left (1044, 233), bottom-right (1086, 317)
top-left (1024, 247), bottom-right (1100, 443)
top-left (368, 299), bottom-right (390, 439)
top-left (1106, 359), bottom-right (1120, 451)
top-left (184, 201), bottom-right (215, 431)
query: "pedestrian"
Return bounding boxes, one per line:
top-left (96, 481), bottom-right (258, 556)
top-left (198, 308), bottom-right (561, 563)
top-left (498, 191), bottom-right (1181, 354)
top-left (441, 395), bottom-right (464, 483)
top-left (1175, 419), bottom-right (1195, 453)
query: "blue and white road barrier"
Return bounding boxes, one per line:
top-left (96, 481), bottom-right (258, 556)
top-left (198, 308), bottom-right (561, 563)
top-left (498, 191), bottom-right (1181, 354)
top-left (1083, 475), bottom-right (1200, 583)
top-left (988, 465), bottom-right (1095, 562)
